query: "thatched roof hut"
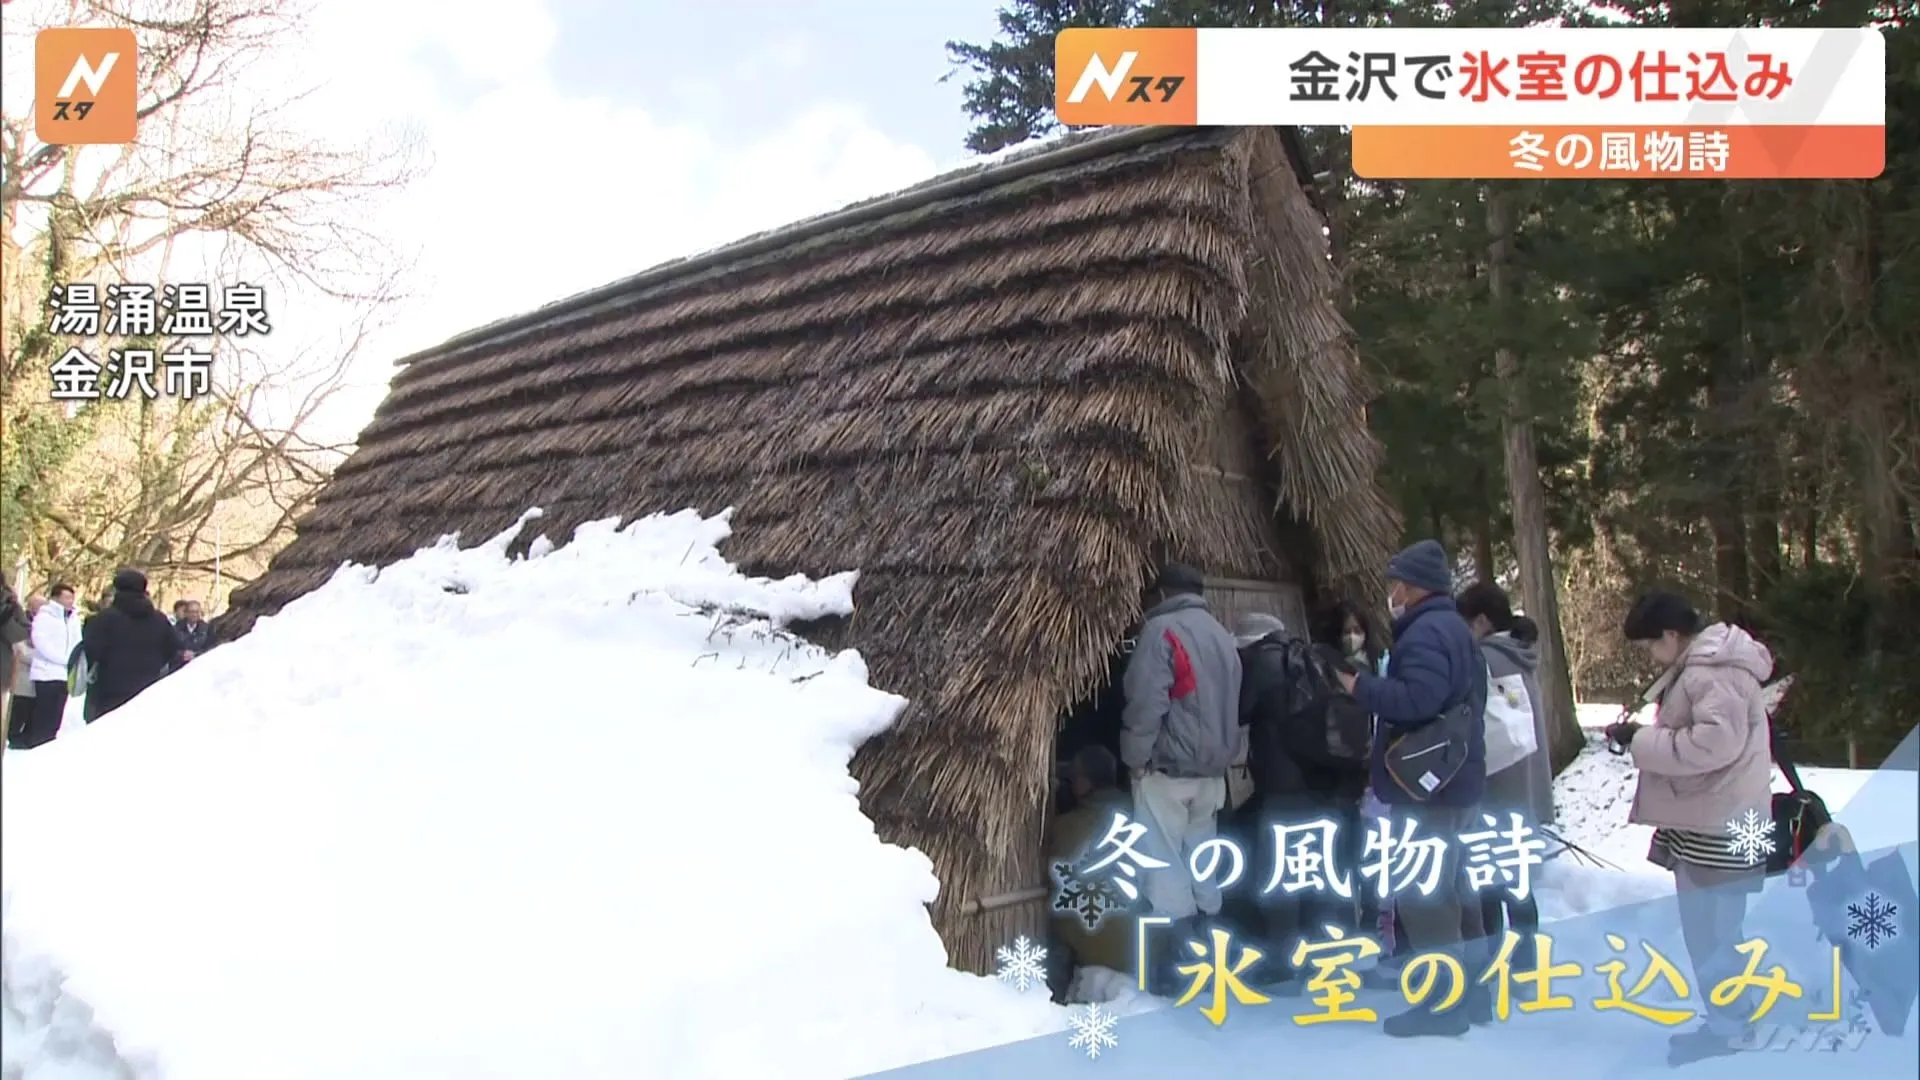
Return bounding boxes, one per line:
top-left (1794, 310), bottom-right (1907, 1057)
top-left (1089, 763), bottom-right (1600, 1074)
top-left (218, 125), bottom-right (1399, 972)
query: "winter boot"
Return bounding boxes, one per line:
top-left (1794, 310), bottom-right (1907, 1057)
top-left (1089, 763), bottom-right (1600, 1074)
top-left (1382, 1000), bottom-right (1472, 1038)
top-left (1465, 984), bottom-right (1494, 1025)
top-left (1360, 960), bottom-right (1403, 993)
top-left (1666, 1026), bottom-right (1741, 1066)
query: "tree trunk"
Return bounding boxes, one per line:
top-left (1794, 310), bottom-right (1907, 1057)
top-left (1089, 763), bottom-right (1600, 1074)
top-left (1473, 470), bottom-right (1497, 584)
top-left (1751, 493), bottom-right (1782, 598)
top-left (1487, 186), bottom-right (1583, 775)
top-left (1800, 501), bottom-right (1819, 570)
top-left (1706, 502), bottom-right (1751, 623)
top-left (1702, 367), bottom-right (1754, 623)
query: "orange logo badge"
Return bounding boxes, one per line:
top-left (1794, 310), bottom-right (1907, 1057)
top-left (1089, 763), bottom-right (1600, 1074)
top-left (35, 28), bottom-right (139, 145)
top-left (1055, 29), bottom-right (1198, 127)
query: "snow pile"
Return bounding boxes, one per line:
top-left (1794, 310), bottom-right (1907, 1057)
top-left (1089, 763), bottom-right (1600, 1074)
top-left (1, 508), bottom-right (1064, 1080)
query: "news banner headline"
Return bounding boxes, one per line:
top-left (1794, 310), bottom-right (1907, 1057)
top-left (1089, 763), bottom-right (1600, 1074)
top-left (1053, 27), bottom-right (1886, 179)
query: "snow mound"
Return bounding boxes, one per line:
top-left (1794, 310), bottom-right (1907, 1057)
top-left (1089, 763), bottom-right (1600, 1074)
top-left (1, 508), bottom-right (1064, 1080)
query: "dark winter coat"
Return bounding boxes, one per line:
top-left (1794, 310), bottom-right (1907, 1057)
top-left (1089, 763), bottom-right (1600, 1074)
top-left (82, 590), bottom-right (179, 716)
top-left (173, 619), bottom-right (211, 658)
top-left (0, 584), bottom-right (28, 693)
top-left (1354, 594), bottom-right (1488, 807)
top-left (1238, 633), bottom-right (1366, 807)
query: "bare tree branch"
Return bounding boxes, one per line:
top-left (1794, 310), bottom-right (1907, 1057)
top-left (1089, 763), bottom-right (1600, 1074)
top-left (2, 0), bottom-right (419, 603)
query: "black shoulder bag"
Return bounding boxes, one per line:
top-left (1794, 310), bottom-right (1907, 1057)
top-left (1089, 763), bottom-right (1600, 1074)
top-left (1767, 726), bottom-right (1833, 876)
top-left (1382, 694), bottom-right (1478, 802)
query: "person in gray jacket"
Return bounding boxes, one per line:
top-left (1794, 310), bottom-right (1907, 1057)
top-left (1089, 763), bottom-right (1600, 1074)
top-left (1120, 562), bottom-right (1243, 977)
top-left (1457, 583), bottom-right (1554, 827)
top-left (1457, 582), bottom-right (1552, 973)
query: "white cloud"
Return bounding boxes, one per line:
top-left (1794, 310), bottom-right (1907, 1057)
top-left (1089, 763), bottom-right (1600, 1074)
top-left (5, 0), bottom-right (946, 442)
top-left (295, 0), bottom-right (944, 439)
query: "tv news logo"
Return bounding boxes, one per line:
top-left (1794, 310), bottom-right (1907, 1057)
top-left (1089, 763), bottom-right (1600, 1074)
top-left (35, 28), bottom-right (138, 145)
top-left (1055, 29), bottom-right (1198, 127)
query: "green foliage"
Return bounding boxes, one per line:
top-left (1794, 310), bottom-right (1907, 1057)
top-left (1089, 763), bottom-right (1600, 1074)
top-left (946, 0), bottom-right (1141, 152)
top-left (0, 398), bottom-right (96, 572)
top-left (1758, 562), bottom-right (1876, 673)
top-left (1759, 565), bottom-right (1920, 755)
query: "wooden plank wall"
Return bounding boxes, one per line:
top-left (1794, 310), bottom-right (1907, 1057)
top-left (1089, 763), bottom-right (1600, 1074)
top-left (1206, 577), bottom-right (1308, 641)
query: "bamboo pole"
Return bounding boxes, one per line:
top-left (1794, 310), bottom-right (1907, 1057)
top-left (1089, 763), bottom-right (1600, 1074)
top-left (954, 885), bottom-right (1050, 918)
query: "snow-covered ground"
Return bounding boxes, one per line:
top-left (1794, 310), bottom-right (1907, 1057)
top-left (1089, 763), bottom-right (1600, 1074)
top-left (1, 510), bottom-right (1070, 1080)
top-left (1537, 693), bottom-right (1914, 920)
top-left (2, 517), bottom-right (1909, 1079)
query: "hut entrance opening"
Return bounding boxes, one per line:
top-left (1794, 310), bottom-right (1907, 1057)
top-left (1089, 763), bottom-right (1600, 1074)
top-left (1049, 573), bottom-right (1308, 815)
top-left (1053, 640), bottom-right (1134, 814)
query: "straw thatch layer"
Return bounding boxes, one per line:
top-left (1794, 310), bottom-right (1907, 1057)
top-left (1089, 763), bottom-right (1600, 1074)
top-left (217, 126), bottom-right (1398, 972)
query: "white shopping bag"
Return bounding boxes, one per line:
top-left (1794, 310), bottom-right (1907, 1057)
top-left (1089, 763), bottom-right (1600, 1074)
top-left (1483, 672), bottom-right (1538, 775)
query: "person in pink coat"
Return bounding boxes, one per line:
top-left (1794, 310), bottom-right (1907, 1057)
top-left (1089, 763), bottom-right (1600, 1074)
top-left (1605, 590), bottom-right (1776, 1066)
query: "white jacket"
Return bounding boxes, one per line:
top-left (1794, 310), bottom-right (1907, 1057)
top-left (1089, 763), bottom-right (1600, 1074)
top-left (28, 603), bottom-right (80, 683)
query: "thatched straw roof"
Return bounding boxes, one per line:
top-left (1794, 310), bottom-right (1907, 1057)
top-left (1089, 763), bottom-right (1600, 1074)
top-left (218, 125), bottom-right (1399, 970)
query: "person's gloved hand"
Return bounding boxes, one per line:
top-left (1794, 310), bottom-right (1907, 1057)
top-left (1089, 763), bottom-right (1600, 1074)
top-left (1605, 720), bottom-right (1642, 749)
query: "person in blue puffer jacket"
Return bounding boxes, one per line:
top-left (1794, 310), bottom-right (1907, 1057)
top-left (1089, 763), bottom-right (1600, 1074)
top-left (1335, 540), bottom-right (1490, 1038)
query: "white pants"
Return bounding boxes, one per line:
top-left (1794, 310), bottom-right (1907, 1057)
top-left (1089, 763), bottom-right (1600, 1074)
top-left (1131, 772), bottom-right (1227, 919)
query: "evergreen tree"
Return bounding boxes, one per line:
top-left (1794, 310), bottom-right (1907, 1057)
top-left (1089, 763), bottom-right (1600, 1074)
top-left (946, 0), bottom-right (1142, 153)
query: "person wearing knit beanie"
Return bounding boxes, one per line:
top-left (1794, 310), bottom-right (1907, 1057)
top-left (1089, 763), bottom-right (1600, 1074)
top-left (1384, 539), bottom-right (1453, 610)
top-left (1333, 538), bottom-right (1492, 1037)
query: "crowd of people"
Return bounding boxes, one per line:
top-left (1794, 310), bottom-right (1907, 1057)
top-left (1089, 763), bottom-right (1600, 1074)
top-left (1048, 539), bottom-right (1781, 1065)
top-left (0, 569), bottom-right (212, 750)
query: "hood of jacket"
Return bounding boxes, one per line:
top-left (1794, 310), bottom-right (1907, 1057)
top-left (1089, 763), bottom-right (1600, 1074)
top-left (1242, 630), bottom-right (1290, 653)
top-left (1481, 630), bottom-right (1539, 676)
top-left (1683, 622), bottom-right (1773, 682)
top-left (110, 589), bottom-right (160, 619)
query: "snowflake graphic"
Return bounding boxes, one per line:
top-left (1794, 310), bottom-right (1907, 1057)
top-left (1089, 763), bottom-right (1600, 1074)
top-left (1726, 808), bottom-right (1777, 866)
top-left (1067, 1001), bottom-right (1120, 1060)
top-left (1846, 892), bottom-right (1899, 950)
top-left (1051, 860), bottom-right (1125, 931)
top-left (995, 935), bottom-right (1049, 993)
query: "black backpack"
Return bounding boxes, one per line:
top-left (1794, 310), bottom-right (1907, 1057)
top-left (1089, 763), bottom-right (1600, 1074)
top-left (1277, 639), bottom-right (1373, 767)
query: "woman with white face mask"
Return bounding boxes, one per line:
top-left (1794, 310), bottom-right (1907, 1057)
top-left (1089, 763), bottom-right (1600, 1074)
top-left (1312, 600), bottom-right (1393, 976)
top-left (1318, 600), bottom-right (1386, 676)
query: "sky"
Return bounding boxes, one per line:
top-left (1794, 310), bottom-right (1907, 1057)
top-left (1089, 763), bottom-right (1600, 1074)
top-left (3, 0), bottom-right (1009, 442)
